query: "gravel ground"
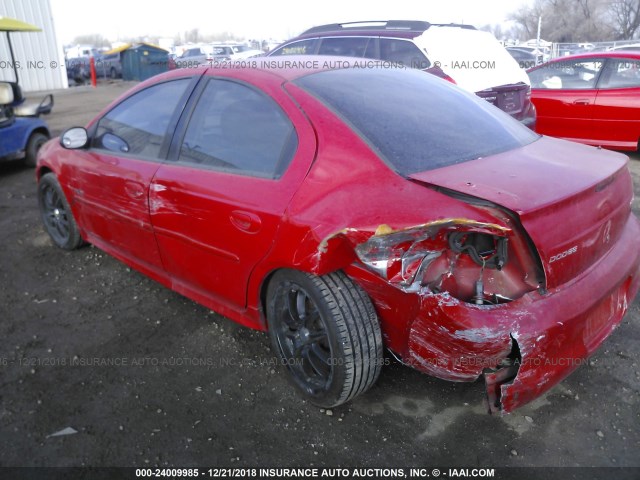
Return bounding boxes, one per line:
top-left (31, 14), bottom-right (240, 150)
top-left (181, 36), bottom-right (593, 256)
top-left (0, 82), bottom-right (639, 473)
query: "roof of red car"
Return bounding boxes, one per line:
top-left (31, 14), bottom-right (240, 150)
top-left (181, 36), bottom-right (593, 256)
top-left (92, 56), bottom-right (367, 127)
top-left (542, 50), bottom-right (640, 63)
top-left (206, 55), bottom-right (393, 81)
top-left (256, 56), bottom-right (345, 80)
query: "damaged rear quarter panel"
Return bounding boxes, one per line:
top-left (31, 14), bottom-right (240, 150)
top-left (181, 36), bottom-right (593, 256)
top-left (349, 249), bottom-right (639, 414)
top-left (254, 84), bottom-right (508, 281)
top-left (355, 216), bottom-right (639, 413)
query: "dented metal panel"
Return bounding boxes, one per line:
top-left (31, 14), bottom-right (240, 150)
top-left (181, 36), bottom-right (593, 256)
top-left (347, 215), bottom-right (640, 413)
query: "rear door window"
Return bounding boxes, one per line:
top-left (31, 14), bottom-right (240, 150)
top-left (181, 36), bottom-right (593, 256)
top-left (598, 58), bottom-right (640, 89)
top-left (379, 38), bottom-right (430, 69)
top-left (529, 60), bottom-right (604, 89)
top-left (270, 39), bottom-right (319, 56)
top-left (317, 37), bottom-right (370, 57)
top-left (177, 79), bottom-right (298, 179)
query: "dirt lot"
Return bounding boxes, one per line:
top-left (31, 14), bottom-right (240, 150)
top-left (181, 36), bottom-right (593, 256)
top-left (1, 81), bottom-right (639, 473)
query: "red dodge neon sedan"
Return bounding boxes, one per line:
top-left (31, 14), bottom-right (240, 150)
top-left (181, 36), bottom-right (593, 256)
top-left (37, 58), bottom-right (640, 413)
top-left (528, 52), bottom-right (640, 151)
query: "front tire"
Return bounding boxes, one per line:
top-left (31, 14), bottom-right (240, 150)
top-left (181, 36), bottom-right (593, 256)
top-left (266, 270), bottom-right (383, 407)
top-left (24, 132), bottom-right (48, 168)
top-left (38, 173), bottom-right (83, 250)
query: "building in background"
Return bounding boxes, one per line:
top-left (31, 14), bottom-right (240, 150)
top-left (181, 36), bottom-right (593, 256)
top-left (0, 0), bottom-right (68, 92)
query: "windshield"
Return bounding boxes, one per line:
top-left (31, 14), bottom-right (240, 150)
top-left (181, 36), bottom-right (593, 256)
top-left (294, 67), bottom-right (539, 176)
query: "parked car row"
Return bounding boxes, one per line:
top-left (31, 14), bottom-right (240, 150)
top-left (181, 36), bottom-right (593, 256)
top-left (505, 47), bottom-right (540, 69)
top-left (608, 43), bottom-right (640, 52)
top-left (175, 43), bottom-right (263, 68)
top-left (66, 52), bottom-right (123, 83)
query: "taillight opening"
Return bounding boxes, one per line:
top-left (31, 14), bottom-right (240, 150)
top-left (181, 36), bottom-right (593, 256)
top-left (352, 220), bottom-right (540, 305)
top-left (449, 231), bottom-right (508, 270)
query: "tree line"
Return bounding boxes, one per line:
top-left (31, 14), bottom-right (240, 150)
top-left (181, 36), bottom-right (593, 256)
top-left (508, 0), bottom-right (640, 42)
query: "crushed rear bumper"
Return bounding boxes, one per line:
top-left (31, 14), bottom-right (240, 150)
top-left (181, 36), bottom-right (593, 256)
top-left (352, 215), bottom-right (640, 413)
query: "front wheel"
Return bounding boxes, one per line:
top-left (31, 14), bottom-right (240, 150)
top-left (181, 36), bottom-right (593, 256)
top-left (266, 270), bottom-right (383, 408)
top-left (38, 173), bottom-right (83, 250)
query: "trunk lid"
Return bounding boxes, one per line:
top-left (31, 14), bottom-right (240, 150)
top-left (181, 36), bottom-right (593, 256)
top-left (409, 136), bottom-right (633, 288)
top-left (475, 82), bottom-right (529, 119)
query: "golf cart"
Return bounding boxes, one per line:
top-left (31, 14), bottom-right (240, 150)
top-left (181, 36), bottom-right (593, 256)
top-left (0, 81), bottom-right (53, 167)
top-left (0, 15), bottom-right (54, 167)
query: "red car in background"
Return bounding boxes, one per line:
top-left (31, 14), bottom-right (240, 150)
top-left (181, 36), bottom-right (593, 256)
top-left (528, 52), bottom-right (640, 151)
top-left (37, 58), bottom-right (640, 413)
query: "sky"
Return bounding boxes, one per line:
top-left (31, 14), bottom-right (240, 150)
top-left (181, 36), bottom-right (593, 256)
top-left (50, 0), bottom-right (533, 45)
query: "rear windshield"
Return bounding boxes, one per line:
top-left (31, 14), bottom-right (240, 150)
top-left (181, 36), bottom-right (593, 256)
top-left (294, 68), bottom-right (538, 175)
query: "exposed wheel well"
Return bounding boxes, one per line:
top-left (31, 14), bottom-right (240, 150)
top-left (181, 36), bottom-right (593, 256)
top-left (259, 269), bottom-right (279, 329)
top-left (31, 127), bottom-right (50, 140)
top-left (37, 166), bottom-right (53, 181)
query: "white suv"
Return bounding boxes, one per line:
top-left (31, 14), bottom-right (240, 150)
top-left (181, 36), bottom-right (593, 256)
top-left (269, 21), bottom-right (536, 128)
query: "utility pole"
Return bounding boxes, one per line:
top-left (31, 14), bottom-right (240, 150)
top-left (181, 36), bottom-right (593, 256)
top-left (536, 16), bottom-right (542, 48)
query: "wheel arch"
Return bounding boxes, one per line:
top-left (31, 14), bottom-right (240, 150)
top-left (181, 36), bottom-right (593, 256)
top-left (30, 126), bottom-right (50, 139)
top-left (37, 165), bottom-right (54, 181)
top-left (22, 123), bottom-right (50, 147)
top-left (251, 231), bottom-right (360, 330)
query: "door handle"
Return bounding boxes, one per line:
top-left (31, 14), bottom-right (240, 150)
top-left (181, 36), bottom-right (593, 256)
top-left (230, 210), bottom-right (262, 234)
top-left (573, 99), bottom-right (590, 105)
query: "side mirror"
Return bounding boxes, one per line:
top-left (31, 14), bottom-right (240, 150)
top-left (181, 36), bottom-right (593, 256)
top-left (60, 127), bottom-right (89, 149)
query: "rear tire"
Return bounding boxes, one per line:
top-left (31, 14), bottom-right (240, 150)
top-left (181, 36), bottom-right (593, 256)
top-left (24, 132), bottom-right (48, 168)
top-left (266, 269), bottom-right (383, 407)
top-left (38, 173), bottom-right (83, 250)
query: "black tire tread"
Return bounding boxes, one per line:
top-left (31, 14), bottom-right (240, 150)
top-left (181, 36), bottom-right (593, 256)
top-left (38, 173), bottom-right (83, 250)
top-left (25, 132), bottom-right (48, 168)
top-left (304, 270), bottom-right (383, 406)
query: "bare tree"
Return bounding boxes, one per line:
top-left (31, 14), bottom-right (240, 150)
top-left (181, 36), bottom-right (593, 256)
top-left (508, 0), bottom-right (626, 41)
top-left (508, 0), bottom-right (549, 39)
top-left (479, 23), bottom-right (505, 40)
top-left (609, 0), bottom-right (640, 39)
top-left (184, 28), bottom-right (200, 44)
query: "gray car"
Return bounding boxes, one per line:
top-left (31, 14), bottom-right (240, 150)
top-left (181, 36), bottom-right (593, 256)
top-left (96, 53), bottom-right (122, 79)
